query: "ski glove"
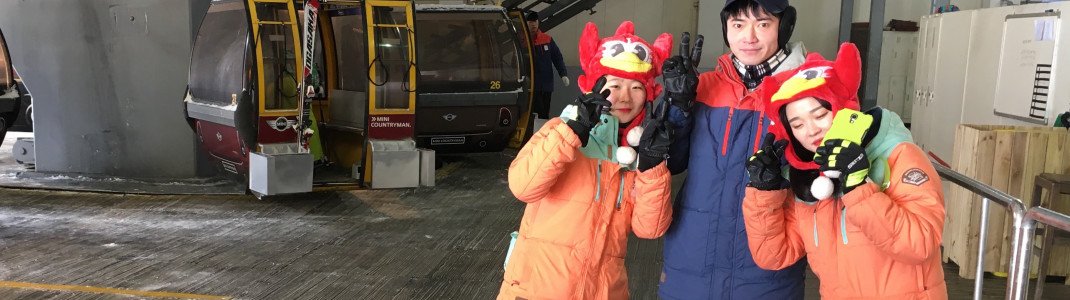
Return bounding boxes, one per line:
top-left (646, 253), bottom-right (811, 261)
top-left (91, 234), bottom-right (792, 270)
top-left (636, 100), bottom-right (674, 172)
top-left (815, 139), bottom-right (870, 194)
top-left (566, 76), bottom-right (612, 147)
top-left (746, 133), bottom-right (789, 191)
top-left (662, 32), bottom-right (703, 113)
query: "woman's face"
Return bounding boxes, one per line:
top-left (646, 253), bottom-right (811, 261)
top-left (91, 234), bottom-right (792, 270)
top-left (784, 97), bottom-right (833, 152)
top-left (600, 75), bottom-right (646, 123)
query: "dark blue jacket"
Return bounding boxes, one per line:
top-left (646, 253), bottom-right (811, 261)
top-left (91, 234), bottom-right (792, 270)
top-left (532, 31), bottom-right (567, 92)
top-left (658, 43), bottom-right (809, 300)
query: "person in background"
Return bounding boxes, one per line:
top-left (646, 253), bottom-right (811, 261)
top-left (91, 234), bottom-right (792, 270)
top-left (525, 10), bottom-right (570, 119)
top-left (658, 0), bottom-right (808, 299)
top-left (498, 21), bottom-right (675, 299)
top-left (743, 42), bottom-right (947, 299)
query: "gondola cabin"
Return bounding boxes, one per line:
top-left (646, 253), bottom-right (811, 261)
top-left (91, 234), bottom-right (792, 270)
top-left (185, 0), bottom-right (425, 197)
top-left (412, 5), bottom-right (534, 153)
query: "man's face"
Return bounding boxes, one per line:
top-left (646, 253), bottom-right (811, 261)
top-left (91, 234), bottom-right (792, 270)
top-left (526, 20), bottom-right (539, 32)
top-left (726, 9), bottom-right (780, 65)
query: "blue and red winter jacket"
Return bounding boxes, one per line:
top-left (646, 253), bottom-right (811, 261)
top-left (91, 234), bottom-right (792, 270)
top-left (658, 42), bottom-right (808, 300)
top-left (532, 31), bottom-right (567, 92)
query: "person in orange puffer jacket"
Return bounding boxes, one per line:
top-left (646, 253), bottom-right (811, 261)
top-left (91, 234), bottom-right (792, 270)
top-left (742, 43), bottom-right (948, 299)
top-left (497, 21), bottom-right (674, 299)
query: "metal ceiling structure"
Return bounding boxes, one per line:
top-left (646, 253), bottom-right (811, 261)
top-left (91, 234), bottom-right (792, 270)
top-left (502, 0), bottom-right (602, 31)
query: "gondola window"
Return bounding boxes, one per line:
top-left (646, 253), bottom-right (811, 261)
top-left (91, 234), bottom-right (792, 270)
top-left (256, 3), bottom-right (299, 111)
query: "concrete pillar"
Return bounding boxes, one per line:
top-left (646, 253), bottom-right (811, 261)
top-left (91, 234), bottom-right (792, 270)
top-left (0, 0), bottom-right (203, 178)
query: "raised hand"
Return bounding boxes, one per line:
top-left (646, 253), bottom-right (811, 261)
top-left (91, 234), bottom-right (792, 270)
top-left (814, 139), bottom-right (870, 194)
top-left (662, 32), bottom-right (703, 112)
top-left (566, 76), bottom-right (612, 147)
top-left (746, 133), bottom-right (789, 191)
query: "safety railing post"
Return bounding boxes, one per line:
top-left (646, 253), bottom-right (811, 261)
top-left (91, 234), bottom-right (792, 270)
top-left (1013, 207), bottom-right (1070, 300)
top-left (973, 198), bottom-right (989, 300)
top-left (930, 162), bottom-right (1027, 300)
top-left (1008, 209), bottom-right (1031, 300)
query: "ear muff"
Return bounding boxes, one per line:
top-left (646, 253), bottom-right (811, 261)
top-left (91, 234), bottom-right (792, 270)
top-left (777, 6), bottom-right (797, 50)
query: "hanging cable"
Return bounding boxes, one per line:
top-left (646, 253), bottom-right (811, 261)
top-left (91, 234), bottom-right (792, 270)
top-left (367, 55), bottom-right (388, 86)
top-left (402, 27), bottom-right (417, 93)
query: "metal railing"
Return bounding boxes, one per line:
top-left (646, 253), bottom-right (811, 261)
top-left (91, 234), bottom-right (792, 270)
top-left (1013, 207), bottom-right (1070, 300)
top-left (931, 162), bottom-right (1028, 300)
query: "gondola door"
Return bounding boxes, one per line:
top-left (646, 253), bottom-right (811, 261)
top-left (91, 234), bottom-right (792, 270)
top-left (246, 0), bottom-right (314, 196)
top-left (360, 0), bottom-right (421, 188)
top-left (507, 10), bottom-right (535, 148)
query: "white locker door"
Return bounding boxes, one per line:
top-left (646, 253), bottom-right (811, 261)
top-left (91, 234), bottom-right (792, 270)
top-left (910, 16), bottom-right (934, 150)
top-left (902, 34), bottom-right (918, 124)
top-left (877, 32), bottom-right (898, 110)
top-left (928, 11), bottom-right (975, 163)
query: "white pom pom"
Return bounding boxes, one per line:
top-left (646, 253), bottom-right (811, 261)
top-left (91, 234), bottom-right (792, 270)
top-left (810, 175), bottom-right (834, 200)
top-left (626, 126), bottom-right (644, 147)
top-left (823, 170), bottom-right (843, 179)
top-left (616, 146), bottom-right (637, 166)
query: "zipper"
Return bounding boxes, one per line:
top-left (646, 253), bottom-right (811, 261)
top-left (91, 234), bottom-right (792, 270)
top-left (812, 208), bottom-right (819, 248)
top-left (615, 174), bottom-right (625, 210)
top-left (753, 110), bottom-right (764, 154)
top-left (722, 107), bottom-right (734, 156)
top-left (594, 160), bottom-right (602, 202)
top-left (841, 206), bottom-right (849, 245)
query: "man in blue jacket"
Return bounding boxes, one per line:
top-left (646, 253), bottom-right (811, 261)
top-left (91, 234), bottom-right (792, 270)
top-left (525, 11), bottom-right (569, 119)
top-left (658, 0), bottom-right (808, 299)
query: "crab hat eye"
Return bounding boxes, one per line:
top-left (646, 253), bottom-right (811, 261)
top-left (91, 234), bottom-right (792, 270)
top-left (633, 44), bottom-right (649, 61)
top-left (602, 41), bottom-right (626, 58)
top-left (794, 66), bottom-right (832, 80)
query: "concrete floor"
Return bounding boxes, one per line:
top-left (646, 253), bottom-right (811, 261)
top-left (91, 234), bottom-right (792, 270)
top-left (0, 145), bottom-right (1066, 298)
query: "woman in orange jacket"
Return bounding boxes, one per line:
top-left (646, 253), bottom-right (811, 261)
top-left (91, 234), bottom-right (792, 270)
top-left (741, 43), bottom-right (948, 299)
top-left (497, 21), bottom-right (675, 299)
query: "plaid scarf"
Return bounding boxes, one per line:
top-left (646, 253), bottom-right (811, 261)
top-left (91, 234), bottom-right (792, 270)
top-left (733, 48), bottom-right (790, 90)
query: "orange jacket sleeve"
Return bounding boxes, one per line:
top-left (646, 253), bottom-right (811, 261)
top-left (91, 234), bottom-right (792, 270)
top-left (508, 118), bottom-right (581, 203)
top-left (743, 187), bottom-right (807, 270)
top-left (841, 143), bottom-right (945, 265)
top-left (630, 162), bottom-right (673, 239)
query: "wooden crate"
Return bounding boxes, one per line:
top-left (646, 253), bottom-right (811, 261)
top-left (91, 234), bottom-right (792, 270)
top-left (944, 125), bottom-right (1070, 279)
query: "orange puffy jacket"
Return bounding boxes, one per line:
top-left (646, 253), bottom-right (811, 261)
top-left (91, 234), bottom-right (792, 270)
top-left (498, 118), bottom-right (673, 299)
top-left (743, 142), bottom-right (947, 299)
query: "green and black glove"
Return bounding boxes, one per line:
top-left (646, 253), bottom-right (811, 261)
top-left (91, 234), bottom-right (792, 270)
top-left (746, 133), bottom-right (789, 191)
top-left (814, 139), bottom-right (870, 194)
top-left (567, 76), bottom-right (612, 147)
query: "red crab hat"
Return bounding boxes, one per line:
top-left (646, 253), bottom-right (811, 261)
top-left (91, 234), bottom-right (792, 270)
top-left (757, 43), bottom-right (862, 170)
top-left (576, 21), bottom-right (672, 138)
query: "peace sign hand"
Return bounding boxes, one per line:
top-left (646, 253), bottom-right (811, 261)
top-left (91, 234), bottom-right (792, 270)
top-left (662, 32), bottom-right (703, 113)
top-left (746, 133), bottom-right (789, 191)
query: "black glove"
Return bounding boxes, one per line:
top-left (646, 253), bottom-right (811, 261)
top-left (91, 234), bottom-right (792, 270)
top-left (746, 133), bottom-right (789, 191)
top-left (662, 32), bottom-right (703, 113)
top-left (636, 99), bottom-right (674, 172)
top-left (567, 76), bottom-right (612, 147)
top-left (815, 139), bottom-right (870, 194)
